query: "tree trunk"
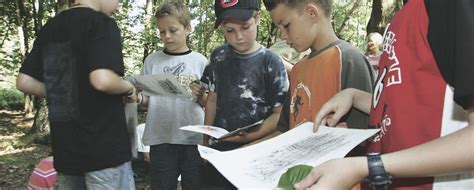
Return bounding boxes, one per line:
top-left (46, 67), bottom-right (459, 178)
top-left (32, 0), bottom-right (44, 34)
top-left (15, 0), bottom-right (34, 116)
top-left (367, 0), bottom-right (382, 34)
top-left (367, 0), bottom-right (402, 35)
top-left (28, 98), bottom-right (50, 134)
top-left (15, 0), bottom-right (27, 59)
top-left (336, 0), bottom-right (362, 36)
top-left (142, 0), bottom-right (155, 63)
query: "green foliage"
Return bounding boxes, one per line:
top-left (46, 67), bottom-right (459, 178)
top-left (332, 0), bottom-right (372, 51)
top-left (0, 86), bottom-right (25, 111)
top-left (1, 0), bottom-right (383, 86)
top-left (278, 165), bottom-right (313, 190)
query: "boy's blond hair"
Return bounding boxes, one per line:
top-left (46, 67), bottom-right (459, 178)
top-left (155, 1), bottom-right (191, 27)
top-left (263, 0), bottom-right (332, 17)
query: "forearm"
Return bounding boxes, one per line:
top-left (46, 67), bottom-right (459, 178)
top-left (245, 107), bottom-right (282, 142)
top-left (197, 92), bottom-right (208, 107)
top-left (204, 92), bottom-right (217, 126)
top-left (349, 88), bottom-right (372, 114)
top-left (383, 125), bottom-right (474, 178)
top-left (203, 92), bottom-right (217, 146)
top-left (16, 73), bottom-right (46, 97)
top-left (89, 69), bottom-right (134, 95)
top-left (350, 113), bottom-right (474, 181)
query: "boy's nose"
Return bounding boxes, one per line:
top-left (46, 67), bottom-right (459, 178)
top-left (235, 31), bottom-right (243, 40)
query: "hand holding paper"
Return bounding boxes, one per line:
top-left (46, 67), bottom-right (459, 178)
top-left (180, 120), bottom-right (263, 140)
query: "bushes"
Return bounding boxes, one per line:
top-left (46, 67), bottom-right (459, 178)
top-left (0, 87), bottom-right (24, 111)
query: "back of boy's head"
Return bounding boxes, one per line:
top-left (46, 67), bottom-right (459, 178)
top-left (214, 0), bottom-right (260, 28)
top-left (263, 0), bottom-right (332, 18)
top-left (155, 0), bottom-right (191, 27)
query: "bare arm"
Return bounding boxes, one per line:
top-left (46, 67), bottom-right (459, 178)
top-left (313, 88), bottom-right (371, 131)
top-left (222, 106), bottom-right (282, 144)
top-left (203, 91), bottom-right (217, 146)
top-left (16, 73), bottom-right (46, 97)
top-left (295, 101), bottom-right (474, 190)
top-left (89, 69), bottom-right (135, 95)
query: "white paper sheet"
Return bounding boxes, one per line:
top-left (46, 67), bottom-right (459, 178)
top-left (180, 125), bottom-right (230, 139)
top-left (132, 74), bottom-right (194, 98)
top-left (198, 122), bottom-right (380, 189)
top-left (180, 120), bottom-right (264, 139)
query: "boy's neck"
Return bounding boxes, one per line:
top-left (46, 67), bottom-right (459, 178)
top-left (233, 40), bottom-right (261, 55)
top-left (311, 26), bottom-right (339, 52)
top-left (164, 46), bottom-right (191, 54)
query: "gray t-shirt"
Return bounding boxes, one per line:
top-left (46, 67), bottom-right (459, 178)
top-left (141, 50), bottom-right (207, 146)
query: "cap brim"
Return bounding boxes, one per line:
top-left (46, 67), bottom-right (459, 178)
top-left (214, 9), bottom-right (254, 28)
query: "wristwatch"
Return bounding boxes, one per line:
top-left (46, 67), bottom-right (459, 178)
top-left (365, 152), bottom-right (392, 190)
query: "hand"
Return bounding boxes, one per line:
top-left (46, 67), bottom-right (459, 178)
top-left (313, 89), bottom-right (354, 132)
top-left (122, 87), bottom-right (138, 103)
top-left (190, 82), bottom-right (206, 97)
top-left (294, 157), bottom-right (366, 190)
top-left (143, 152), bottom-right (150, 163)
top-left (220, 131), bottom-right (251, 144)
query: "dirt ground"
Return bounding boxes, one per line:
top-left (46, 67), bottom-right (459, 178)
top-left (0, 110), bottom-right (152, 189)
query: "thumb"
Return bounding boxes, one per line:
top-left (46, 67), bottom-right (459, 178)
top-left (294, 170), bottom-right (320, 190)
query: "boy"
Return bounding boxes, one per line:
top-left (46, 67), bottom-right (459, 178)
top-left (295, 0), bottom-right (474, 189)
top-left (16, 0), bottom-right (136, 189)
top-left (137, 1), bottom-right (208, 189)
top-left (201, 0), bottom-right (289, 188)
top-left (263, 0), bottom-right (374, 135)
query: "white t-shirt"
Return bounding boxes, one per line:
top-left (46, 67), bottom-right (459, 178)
top-left (141, 50), bottom-right (207, 146)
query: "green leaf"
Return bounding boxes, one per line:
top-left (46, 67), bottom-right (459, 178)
top-left (277, 165), bottom-right (313, 190)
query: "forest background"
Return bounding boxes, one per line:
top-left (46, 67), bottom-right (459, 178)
top-left (0, 0), bottom-right (404, 188)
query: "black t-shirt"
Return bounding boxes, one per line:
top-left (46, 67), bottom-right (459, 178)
top-left (19, 7), bottom-right (131, 174)
top-left (426, 0), bottom-right (474, 109)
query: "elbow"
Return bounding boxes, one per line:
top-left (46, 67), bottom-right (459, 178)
top-left (89, 69), bottom-right (119, 93)
top-left (16, 73), bottom-right (30, 93)
top-left (90, 78), bottom-right (116, 92)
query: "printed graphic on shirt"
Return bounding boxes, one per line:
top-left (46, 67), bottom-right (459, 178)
top-left (162, 62), bottom-right (198, 94)
top-left (290, 82), bottom-right (311, 125)
top-left (289, 47), bottom-right (341, 128)
top-left (371, 29), bottom-right (402, 141)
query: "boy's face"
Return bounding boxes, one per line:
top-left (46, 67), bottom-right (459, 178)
top-left (270, 4), bottom-right (318, 52)
top-left (221, 16), bottom-right (260, 54)
top-left (157, 16), bottom-right (190, 53)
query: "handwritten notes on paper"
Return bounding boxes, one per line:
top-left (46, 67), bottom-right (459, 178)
top-left (198, 122), bottom-right (379, 189)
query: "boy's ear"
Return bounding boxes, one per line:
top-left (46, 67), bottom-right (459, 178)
top-left (185, 24), bottom-right (192, 35)
top-left (304, 3), bottom-right (321, 23)
top-left (254, 13), bottom-right (261, 25)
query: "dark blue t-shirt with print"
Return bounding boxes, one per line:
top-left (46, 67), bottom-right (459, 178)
top-left (202, 44), bottom-right (289, 132)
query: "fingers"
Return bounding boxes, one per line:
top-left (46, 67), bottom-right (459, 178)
top-left (294, 168), bottom-right (321, 190)
top-left (190, 83), bottom-right (205, 96)
top-left (326, 109), bottom-right (345, 127)
top-left (313, 103), bottom-right (335, 130)
top-left (335, 122), bottom-right (348, 128)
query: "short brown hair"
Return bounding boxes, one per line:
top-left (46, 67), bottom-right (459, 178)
top-left (263, 0), bottom-right (332, 17)
top-left (155, 1), bottom-right (191, 27)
